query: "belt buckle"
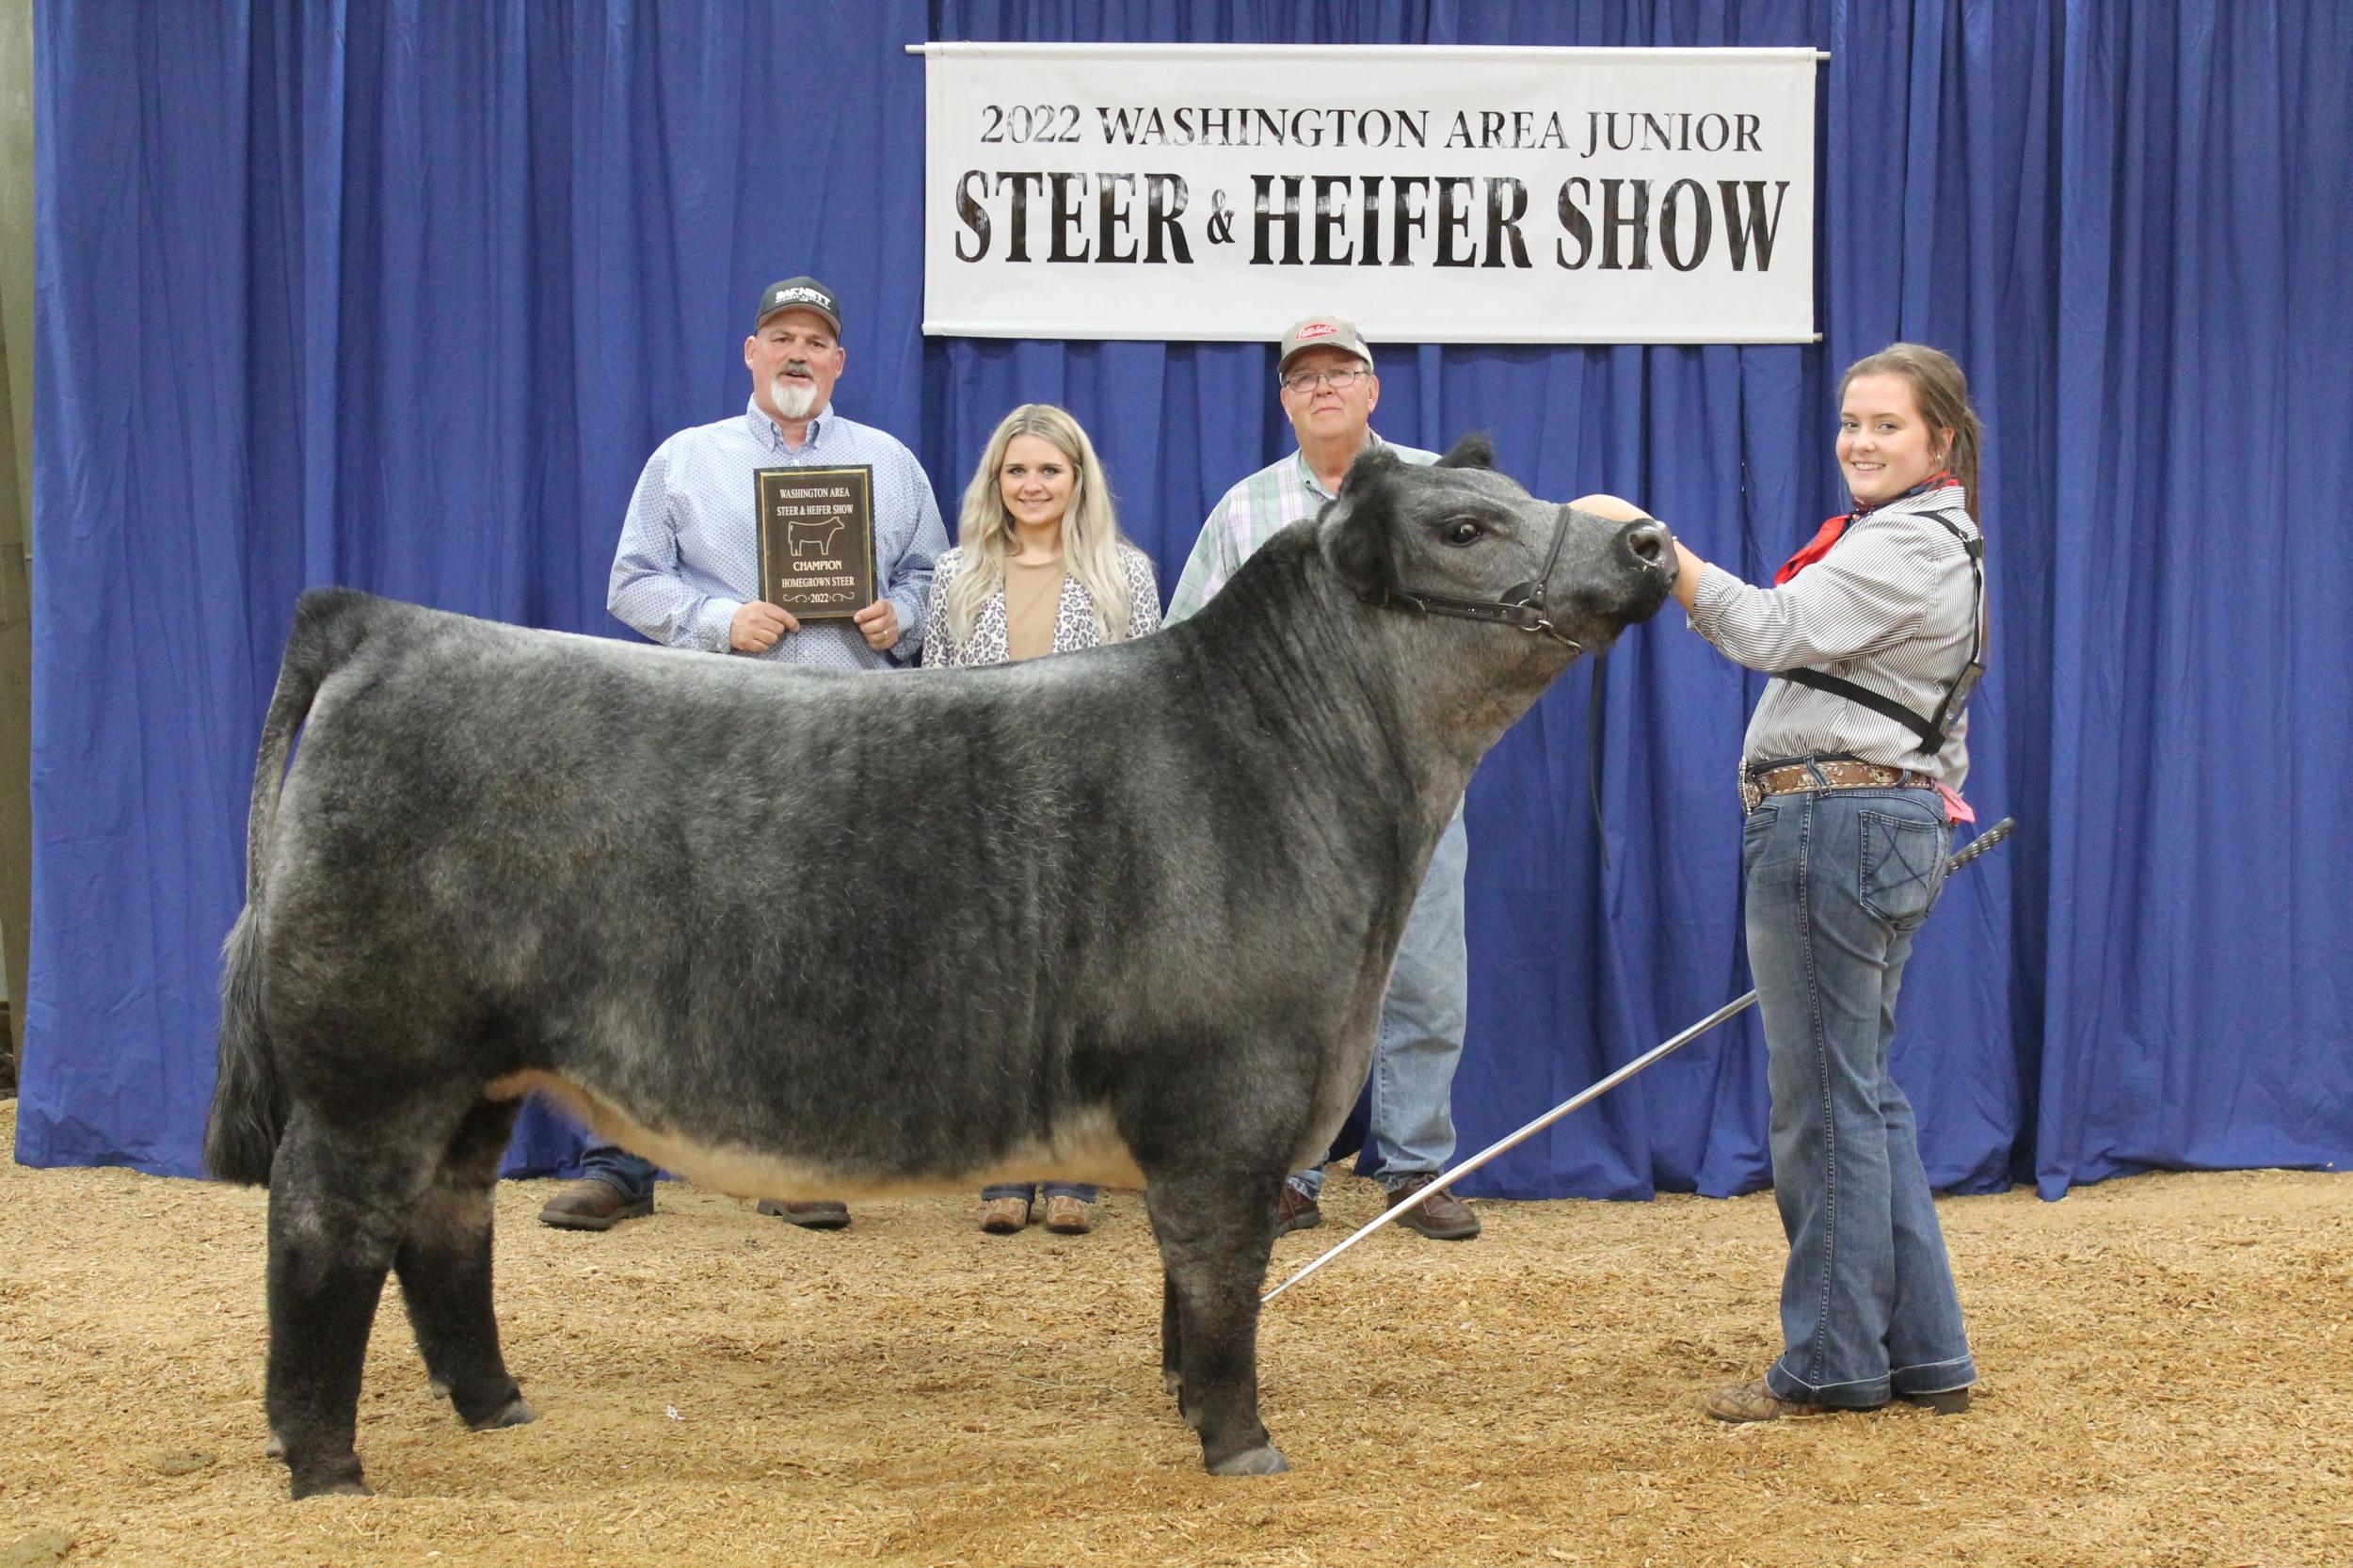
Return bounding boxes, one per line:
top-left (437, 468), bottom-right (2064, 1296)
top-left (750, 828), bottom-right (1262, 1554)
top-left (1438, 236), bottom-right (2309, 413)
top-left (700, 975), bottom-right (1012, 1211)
top-left (1739, 776), bottom-right (1765, 814)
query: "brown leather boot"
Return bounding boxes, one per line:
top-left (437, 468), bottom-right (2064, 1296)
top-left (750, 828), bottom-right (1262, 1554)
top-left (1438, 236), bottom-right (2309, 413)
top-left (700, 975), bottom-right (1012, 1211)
top-left (979, 1193), bottom-right (1032, 1234)
top-left (1274, 1182), bottom-right (1322, 1235)
top-left (1704, 1378), bottom-right (1830, 1423)
top-left (537, 1178), bottom-right (653, 1231)
top-left (1041, 1194), bottom-right (1095, 1235)
top-left (1385, 1174), bottom-right (1481, 1240)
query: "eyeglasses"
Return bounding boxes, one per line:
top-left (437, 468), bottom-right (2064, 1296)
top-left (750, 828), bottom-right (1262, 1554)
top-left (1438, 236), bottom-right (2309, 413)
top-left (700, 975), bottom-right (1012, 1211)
top-left (1281, 367), bottom-right (1370, 393)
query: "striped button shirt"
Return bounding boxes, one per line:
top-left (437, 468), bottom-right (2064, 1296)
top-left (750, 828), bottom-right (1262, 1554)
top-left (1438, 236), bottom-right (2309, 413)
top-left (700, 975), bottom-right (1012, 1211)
top-left (1686, 479), bottom-right (1983, 789)
top-left (1165, 432), bottom-right (1437, 622)
top-left (609, 398), bottom-right (949, 670)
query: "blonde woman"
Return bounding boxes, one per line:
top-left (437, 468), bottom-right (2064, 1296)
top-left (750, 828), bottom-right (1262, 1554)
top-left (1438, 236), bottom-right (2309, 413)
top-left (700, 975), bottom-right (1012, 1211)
top-left (922, 403), bottom-right (1162, 1235)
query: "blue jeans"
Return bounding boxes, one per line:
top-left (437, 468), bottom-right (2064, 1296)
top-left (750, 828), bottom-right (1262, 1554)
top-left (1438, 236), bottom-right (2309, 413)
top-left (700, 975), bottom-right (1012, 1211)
top-left (1744, 787), bottom-right (1975, 1407)
top-left (1294, 810), bottom-right (1469, 1199)
top-left (576, 1139), bottom-right (658, 1205)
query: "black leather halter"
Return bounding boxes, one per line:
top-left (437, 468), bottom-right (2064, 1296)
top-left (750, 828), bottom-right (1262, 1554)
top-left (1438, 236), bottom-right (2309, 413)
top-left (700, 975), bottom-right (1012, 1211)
top-left (1356, 503), bottom-right (1584, 653)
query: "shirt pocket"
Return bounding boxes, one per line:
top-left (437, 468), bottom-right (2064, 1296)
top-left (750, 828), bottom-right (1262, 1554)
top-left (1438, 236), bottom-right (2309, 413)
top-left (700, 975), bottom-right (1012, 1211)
top-left (1858, 805), bottom-right (1950, 926)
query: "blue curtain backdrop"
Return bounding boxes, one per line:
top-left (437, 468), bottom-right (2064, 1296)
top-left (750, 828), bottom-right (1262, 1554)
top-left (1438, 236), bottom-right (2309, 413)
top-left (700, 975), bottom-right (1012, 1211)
top-left (21, 1), bottom-right (2351, 1200)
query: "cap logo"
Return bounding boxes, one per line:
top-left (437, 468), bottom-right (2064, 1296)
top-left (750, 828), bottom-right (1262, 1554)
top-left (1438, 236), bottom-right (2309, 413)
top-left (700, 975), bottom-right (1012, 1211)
top-left (1298, 322), bottom-right (1337, 341)
top-left (769, 286), bottom-right (834, 312)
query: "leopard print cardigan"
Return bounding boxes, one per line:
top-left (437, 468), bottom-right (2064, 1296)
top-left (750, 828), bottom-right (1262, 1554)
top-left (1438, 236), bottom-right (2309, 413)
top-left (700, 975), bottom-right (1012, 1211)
top-left (920, 543), bottom-right (1163, 667)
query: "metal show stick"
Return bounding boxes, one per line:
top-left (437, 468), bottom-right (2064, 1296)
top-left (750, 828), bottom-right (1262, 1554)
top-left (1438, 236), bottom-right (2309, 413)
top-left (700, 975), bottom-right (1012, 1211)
top-left (1263, 815), bottom-right (2017, 1304)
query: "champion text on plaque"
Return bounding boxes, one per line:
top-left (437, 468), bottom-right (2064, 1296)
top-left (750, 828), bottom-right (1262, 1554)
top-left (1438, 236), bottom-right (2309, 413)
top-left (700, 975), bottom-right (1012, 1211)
top-left (756, 466), bottom-right (877, 620)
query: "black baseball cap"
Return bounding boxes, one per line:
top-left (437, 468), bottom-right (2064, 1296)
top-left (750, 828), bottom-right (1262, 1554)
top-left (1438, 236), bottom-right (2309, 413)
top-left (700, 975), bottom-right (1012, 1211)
top-left (754, 277), bottom-right (842, 337)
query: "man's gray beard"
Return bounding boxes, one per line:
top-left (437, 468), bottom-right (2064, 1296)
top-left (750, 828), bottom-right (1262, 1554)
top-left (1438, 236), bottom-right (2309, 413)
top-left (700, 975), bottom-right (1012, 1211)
top-left (772, 376), bottom-right (821, 420)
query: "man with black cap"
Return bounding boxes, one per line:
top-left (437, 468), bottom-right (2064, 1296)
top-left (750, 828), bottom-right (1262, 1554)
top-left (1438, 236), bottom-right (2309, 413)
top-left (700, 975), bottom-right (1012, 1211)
top-left (1164, 312), bottom-right (1482, 1243)
top-left (537, 276), bottom-right (949, 1234)
top-left (611, 276), bottom-right (947, 668)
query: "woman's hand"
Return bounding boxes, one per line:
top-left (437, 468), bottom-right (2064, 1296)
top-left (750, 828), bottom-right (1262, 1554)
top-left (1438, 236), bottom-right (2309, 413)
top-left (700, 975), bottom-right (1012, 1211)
top-left (1571, 493), bottom-right (1705, 610)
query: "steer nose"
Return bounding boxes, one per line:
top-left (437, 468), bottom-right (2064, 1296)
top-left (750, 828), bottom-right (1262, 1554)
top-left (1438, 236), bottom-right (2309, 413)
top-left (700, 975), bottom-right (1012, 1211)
top-left (1621, 518), bottom-right (1673, 570)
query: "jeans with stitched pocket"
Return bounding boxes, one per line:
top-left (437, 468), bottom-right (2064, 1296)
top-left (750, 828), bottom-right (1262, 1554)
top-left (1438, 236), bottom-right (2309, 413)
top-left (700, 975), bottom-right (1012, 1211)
top-left (1743, 787), bottom-right (1975, 1407)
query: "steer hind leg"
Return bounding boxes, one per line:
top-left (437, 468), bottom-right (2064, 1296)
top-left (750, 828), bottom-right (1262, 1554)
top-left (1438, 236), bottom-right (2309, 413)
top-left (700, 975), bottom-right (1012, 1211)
top-left (1142, 1169), bottom-right (1289, 1476)
top-left (394, 1098), bottom-right (534, 1434)
top-left (265, 1107), bottom-right (452, 1498)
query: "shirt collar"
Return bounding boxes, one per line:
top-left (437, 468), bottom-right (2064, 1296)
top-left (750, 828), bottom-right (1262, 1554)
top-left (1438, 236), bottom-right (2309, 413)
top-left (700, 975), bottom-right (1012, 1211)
top-left (1851, 471), bottom-right (1965, 523)
top-left (744, 395), bottom-right (831, 454)
top-left (1294, 430), bottom-right (1388, 502)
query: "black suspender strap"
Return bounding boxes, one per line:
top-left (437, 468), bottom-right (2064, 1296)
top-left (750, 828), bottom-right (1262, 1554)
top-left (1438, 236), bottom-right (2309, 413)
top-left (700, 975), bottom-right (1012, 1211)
top-left (1769, 510), bottom-right (1986, 758)
top-left (1777, 664), bottom-right (1954, 749)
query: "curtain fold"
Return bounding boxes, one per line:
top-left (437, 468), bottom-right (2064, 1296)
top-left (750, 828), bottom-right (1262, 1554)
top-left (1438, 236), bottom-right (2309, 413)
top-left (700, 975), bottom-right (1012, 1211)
top-left (21, 0), bottom-right (2349, 1200)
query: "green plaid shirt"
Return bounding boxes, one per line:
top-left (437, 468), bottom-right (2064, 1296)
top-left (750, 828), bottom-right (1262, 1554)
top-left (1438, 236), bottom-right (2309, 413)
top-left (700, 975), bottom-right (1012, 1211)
top-left (1166, 432), bottom-right (1437, 622)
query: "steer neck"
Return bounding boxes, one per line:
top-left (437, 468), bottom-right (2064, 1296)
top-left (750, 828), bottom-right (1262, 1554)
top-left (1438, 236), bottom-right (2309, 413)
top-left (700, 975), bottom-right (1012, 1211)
top-left (1180, 534), bottom-right (1529, 820)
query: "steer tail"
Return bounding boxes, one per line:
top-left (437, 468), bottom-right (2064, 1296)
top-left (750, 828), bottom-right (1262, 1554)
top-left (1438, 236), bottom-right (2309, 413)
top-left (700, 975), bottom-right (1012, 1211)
top-left (204, 588), bottom-right (371, 1185)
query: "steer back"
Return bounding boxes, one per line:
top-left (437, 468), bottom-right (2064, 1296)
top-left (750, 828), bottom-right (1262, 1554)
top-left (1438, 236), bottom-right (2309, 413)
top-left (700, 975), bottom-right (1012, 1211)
top-left (205, 437), bottom-right (1673, 1494)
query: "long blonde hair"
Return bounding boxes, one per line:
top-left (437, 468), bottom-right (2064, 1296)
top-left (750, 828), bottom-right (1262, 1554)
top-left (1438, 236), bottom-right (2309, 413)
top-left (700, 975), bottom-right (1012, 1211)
top-left (1840, 342), bottom-right (1985, 507)
top-left (949, 404), bottom-right (1136, 645)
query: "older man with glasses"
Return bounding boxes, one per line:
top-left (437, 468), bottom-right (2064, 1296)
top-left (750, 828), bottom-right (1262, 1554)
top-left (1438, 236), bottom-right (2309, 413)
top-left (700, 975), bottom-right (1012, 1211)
top-left (1164, 313), bottom-right (1481, 1243)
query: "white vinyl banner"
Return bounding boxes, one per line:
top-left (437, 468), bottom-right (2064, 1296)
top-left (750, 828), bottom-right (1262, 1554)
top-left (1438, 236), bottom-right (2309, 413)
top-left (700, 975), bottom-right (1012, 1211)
top-left (920, 42), bottom-right (1817, 344)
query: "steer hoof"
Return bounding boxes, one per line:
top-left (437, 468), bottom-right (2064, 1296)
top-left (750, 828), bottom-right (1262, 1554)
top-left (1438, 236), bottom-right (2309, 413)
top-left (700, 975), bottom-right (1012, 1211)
top-left (293, 1478), bottom-right (374, 1500)
top-left (288, 1465), bottom-right (372, 1500)
top-left (1207, 1444), bottom-right (1290, 1477)
top-left (467, 1395), bottom-right (536, 1432)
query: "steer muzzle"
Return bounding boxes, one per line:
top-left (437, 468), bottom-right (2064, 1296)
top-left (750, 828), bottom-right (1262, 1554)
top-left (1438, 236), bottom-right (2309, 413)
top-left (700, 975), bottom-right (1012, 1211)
top-left (1621, 517), bottom-right (1673, 572)
top-left (1565, 513), bottom-right (1676, 637)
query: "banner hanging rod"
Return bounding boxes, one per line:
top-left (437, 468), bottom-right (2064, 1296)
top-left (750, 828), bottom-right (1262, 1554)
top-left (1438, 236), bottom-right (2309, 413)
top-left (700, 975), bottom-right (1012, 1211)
top-left (905, 43), bottom-right (1833, 60)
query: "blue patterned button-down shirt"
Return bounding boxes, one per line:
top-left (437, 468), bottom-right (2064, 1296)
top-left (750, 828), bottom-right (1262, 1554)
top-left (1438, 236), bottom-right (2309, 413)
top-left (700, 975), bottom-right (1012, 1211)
top-left (609, 397), bottom-right (949, 669)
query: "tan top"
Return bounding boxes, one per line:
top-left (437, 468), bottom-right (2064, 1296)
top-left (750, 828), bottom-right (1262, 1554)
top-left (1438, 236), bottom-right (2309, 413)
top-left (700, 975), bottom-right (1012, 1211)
top-left (1002, 558), bottom-right (1067, 662)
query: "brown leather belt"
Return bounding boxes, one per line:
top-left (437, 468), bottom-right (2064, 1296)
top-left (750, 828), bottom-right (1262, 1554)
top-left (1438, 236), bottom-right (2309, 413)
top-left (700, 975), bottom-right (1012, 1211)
top-left (1740, 759), bottom-right (1939, 814)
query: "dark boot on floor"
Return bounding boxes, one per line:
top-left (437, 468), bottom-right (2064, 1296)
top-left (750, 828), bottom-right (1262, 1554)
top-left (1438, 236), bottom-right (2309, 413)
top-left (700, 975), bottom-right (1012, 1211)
top-left (1899, 1387), bottom-right (1972, 1415)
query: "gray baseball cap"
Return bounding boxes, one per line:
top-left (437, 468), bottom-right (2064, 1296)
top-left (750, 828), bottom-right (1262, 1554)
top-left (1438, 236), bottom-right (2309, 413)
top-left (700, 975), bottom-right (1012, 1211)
top-left (1276, 313), bottom-right (1374, 376)
top-left (755, 277), bottom-right (842, 336)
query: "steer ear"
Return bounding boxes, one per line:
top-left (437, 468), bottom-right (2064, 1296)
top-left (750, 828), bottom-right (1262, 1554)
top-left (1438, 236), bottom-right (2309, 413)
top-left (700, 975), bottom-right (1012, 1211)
top-left (1436, 433), bottom-right (1496, 470)
top-left (1322, 457), bottom-right (1403, 600)
top-left (1343, 443), bottom-right (1403, 489)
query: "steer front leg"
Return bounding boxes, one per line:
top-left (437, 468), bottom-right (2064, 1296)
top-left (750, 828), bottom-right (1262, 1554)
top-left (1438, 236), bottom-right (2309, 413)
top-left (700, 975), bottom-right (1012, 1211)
top-left (1142, 1170), bottom-right (1289, 1475)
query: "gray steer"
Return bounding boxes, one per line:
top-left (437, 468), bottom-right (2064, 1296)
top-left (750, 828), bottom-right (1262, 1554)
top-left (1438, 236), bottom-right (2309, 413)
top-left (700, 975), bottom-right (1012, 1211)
top-left (205, 438), bottom-right (1674, 1496)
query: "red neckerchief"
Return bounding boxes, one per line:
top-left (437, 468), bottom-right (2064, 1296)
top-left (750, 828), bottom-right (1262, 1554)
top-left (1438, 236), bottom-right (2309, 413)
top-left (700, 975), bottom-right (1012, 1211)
top-left (1772, 471), bottom-right (1958, 585)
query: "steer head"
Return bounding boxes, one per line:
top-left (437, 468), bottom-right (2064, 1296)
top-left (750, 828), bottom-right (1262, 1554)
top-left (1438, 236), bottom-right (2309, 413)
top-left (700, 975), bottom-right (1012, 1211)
top-left (1320, 435), bottom-right (1676, 670)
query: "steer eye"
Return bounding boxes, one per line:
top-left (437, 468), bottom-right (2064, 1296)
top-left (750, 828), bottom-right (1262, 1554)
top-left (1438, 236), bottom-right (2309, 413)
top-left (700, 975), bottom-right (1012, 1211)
top-left (1442, 517), bottom-right (1485, 547)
